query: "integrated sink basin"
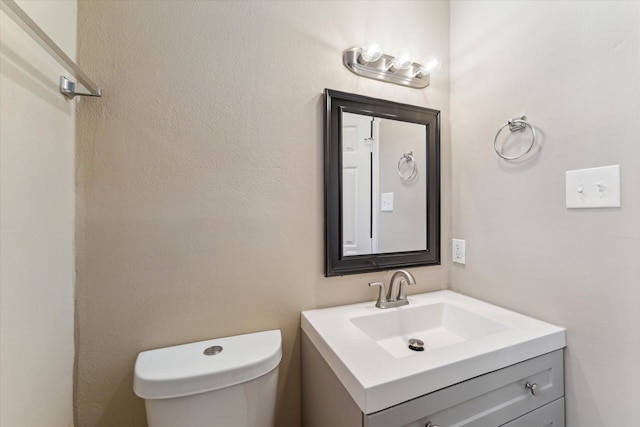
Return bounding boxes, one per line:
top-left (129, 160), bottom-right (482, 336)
top-left (350, 302), bottom-right (510, 358)
top-left (301, 290), bottom-right (565, 414)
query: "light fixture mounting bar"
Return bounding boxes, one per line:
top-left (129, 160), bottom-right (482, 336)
top-left (342, 47), bottom-right (430, 89)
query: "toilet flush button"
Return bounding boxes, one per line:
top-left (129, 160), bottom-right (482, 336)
top-left (203, 345), bottom-right (223, 356)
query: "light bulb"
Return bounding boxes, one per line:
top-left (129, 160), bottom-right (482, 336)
top-left (415, 57), bottom-right (441, 77)
top-left (389, 51), bottom-right (413, 71)
top-left (358, 43), bottom-right (382, 64)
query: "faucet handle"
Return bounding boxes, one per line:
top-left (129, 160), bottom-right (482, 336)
top-left (369, 282), bottom-right (387, 308)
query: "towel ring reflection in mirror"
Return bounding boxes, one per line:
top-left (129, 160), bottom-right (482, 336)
top-left (398, 151), bottom-right (418, 181)
top-left (493, 116), bottom-right (536, 160)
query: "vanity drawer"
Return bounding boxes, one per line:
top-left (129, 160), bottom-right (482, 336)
top-left (364, 349), bottom-right (564, 427)
top-left (501, 397), bottom-right (565, 427)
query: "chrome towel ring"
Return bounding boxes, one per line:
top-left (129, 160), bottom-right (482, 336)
top-left (398, 152), bottom-right (418, 181)
top-left (493, 116), bottom-right (536, 160)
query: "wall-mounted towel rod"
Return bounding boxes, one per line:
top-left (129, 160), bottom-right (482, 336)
top-left (0, 0), bottom-right (102, 99)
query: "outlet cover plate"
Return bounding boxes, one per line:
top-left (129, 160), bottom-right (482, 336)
top-left (452, 239), bottom-right (466, 264)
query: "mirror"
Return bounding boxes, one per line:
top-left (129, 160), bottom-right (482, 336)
top-left (324, 89), bottom-right (440, 276)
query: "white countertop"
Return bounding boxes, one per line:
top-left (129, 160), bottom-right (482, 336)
top-left (301, 290), bottom-right (565, 414)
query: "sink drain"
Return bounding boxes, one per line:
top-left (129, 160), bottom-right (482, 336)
top-left (408, 338), bottom-right (424, 352)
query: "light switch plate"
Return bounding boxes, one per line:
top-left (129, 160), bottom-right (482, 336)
top-left (381, 192), bottom-right (393, 212)
top-left (566, 165), bottom-right (621, 209)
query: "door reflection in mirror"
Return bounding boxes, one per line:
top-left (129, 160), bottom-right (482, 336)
top-left (342, 112), bottom-right (427, 256)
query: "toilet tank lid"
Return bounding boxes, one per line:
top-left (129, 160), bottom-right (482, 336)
top-left (133, 329), bottom-right (282, 399)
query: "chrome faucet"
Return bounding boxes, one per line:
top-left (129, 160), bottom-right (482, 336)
top-left (369, 270), bottom-right (417, 309)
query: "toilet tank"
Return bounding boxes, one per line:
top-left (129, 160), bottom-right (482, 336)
top-left (134, 329), bottom-right (282, 427)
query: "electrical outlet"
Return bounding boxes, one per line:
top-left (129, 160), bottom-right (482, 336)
top-left (452, 239), bottom-right (466, 264)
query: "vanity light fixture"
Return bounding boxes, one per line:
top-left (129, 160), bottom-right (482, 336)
top-left (343, 45), bottom-right (439, 89)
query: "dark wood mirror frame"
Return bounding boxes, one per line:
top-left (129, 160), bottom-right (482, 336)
top-left (324, 89), bottom-right (441, 276)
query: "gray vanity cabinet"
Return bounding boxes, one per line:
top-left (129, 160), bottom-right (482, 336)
top-left (302, 332), bottom-right (565, 427)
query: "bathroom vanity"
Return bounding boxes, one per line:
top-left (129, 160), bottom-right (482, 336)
top-left (301, 291), bottom-right (566, 427)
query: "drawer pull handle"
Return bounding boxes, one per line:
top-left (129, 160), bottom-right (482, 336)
top-left (425, 422), bottom-right (439, 427)
top-left (525, 382), bottom-right (540, 396)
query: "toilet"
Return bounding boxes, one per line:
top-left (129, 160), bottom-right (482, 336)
top-left (134, 329), bottom-right (281, 427)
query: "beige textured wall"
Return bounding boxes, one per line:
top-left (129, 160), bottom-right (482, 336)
top-left (450, 1), bottom-right (640, 424)
top-left (75, 1), bottom-right (450, 426)
top-left (0, 1), bottom-right (76, 425)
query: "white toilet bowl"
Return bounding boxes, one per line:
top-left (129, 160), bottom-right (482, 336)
top-left (134, 329), bottom-right (281, 427)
